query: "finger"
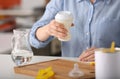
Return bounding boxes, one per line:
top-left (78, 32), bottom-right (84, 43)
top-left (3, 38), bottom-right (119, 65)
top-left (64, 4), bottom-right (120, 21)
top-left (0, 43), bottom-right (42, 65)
top-left (79, 51), bottom-right (92, 60)
top-left (55, 22), bottom-right (66, 29)
top-left (79, 51), bottom-right (85, 57)
top-left (85, 54), bottom-right (95, 62)
top-left (79, 51), bottom-right (86, 60)
top-left (49, 26), bottom-right (67, 38)
top-left (55, 25), bottom-right (68, 34)
top-left (82, 53), bottom-right (95, 62)
top-left (56, 27), bottom-right (68, 34)
top-left (54, 20), bottom-right (68, 31)
top-left (48, 21), bottom-right (67, 37)
top-left (50, 26), bottom-right (67, 35)
top-left (80, 56), bottom-right (94, 62)
top-left (79, 47), bottom-right (96, 61)
top-left (88, 58), bottom-right (95, 62)
top-left (82, 47), bottom-right (96, 57)
top-left (84, 50), bottom-right (95, 58)
top-left (50, 29), bottom-right (67, 38)
top-left (50, 22), bottom-right (67, 34)
top-left (79, 47), bottom-right (95, 59)
top-left (79, 50), bottom-right (95, 61)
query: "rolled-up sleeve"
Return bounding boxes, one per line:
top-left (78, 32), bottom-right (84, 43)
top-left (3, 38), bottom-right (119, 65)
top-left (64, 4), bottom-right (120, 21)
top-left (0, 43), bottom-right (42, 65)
top-left (29, 0), bottom-right (63, 49)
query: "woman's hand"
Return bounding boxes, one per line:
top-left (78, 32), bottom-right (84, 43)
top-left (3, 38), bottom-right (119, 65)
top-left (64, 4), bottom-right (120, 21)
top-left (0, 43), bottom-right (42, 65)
top-left (36, 20), bottom-right (68, 41)
top-left (36, 20), bottom-right (73, 42)
top-left (79, 47), bottom-right (96, 62)
top-left (46, 20), bottom-right (68, 39)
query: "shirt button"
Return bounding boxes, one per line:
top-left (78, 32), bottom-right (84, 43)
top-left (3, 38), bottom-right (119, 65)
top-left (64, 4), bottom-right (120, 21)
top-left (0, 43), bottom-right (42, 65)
top-left (86, 47), bottom-right (89, 49)
top-left (89, 19), bottom-right (91, 22)
top-left (86, 32), bottom-right (89, 35)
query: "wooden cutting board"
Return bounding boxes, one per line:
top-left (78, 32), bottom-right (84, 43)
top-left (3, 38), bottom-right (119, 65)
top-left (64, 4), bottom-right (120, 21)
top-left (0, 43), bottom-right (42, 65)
top-left (14, 59), bottom-right (95, 79)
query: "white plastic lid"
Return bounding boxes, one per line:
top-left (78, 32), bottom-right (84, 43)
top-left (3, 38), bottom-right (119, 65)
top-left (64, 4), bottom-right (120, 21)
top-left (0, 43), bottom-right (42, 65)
top-left (55, 11), bottom-right (73, 21)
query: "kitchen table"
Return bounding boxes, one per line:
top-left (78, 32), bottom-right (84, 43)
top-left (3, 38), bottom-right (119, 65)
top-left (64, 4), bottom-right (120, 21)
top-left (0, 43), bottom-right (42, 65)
top-left (0, 54), bottom-right (79, 79)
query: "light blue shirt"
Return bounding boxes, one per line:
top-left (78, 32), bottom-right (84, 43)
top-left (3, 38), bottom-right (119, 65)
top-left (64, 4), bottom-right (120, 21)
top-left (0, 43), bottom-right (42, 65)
top-left (29, 0), bottom-right (120, 57)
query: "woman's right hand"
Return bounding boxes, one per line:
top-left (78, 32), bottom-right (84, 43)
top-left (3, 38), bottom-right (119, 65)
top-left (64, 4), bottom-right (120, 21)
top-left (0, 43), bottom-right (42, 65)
top-left (36, 20), bottom-right (68, 42)
top-left (46, 20), bottom-right (68, 39)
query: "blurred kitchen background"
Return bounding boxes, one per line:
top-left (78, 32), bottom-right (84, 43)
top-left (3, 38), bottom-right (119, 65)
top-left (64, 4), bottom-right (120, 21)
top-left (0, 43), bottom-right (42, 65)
top-left (0, 0), bottom-right (61, 56)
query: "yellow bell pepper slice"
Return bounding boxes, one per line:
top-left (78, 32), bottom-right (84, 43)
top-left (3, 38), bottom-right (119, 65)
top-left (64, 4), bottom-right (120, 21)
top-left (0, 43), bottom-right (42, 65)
top-left (36, 67), bottom-right (54, 79)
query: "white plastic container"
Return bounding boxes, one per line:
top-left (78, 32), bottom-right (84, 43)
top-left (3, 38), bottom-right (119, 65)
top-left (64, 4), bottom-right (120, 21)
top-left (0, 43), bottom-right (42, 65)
top-left (55, 11), bottom-right (73, 41)
top-left (95, 48), bottom-right (120, 79)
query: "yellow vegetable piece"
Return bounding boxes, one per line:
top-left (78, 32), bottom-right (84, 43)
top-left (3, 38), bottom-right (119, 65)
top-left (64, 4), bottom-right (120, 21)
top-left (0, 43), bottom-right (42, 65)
top-left (36, 67), bottom-right (54, 79)
top-left (110, 41), bottom-right (115, 53)
top-left (102, 41), bottom-right (115, 53)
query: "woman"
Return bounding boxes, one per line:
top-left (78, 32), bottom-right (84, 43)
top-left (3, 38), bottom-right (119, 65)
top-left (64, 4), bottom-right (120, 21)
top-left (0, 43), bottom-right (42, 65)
top-left (29, 0), bottom-right (120, 62)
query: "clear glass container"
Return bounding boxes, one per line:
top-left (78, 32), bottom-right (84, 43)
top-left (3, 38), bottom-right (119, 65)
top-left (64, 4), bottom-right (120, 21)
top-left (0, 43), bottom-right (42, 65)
top-left (11, 29), bottom-right (33, 66)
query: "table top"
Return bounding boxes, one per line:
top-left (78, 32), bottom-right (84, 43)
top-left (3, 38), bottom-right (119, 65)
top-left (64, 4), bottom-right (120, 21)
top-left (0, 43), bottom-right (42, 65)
top-left (0, 54), bottom-right (79, 79)
top-left (0, 33), bottom-right (13, 54)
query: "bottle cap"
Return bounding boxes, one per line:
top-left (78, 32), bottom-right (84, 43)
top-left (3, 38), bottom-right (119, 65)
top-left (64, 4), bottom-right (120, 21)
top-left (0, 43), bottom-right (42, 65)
top-left (55, 11), bottom-right (73, 21)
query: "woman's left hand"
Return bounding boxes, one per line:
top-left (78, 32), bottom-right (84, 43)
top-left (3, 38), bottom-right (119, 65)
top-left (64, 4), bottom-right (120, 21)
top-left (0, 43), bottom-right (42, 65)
top-left (79, 47), bottom-right (96, 62)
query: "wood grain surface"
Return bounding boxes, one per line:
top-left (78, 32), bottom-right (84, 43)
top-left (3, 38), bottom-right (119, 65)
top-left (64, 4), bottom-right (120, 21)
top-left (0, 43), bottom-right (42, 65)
top-left (14, 59), bottom-right (95, 79)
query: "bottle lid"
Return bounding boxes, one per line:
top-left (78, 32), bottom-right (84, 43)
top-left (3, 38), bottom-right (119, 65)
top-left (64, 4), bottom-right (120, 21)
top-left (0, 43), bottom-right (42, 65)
top-left (55, 11), bottom-right (73, 21)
